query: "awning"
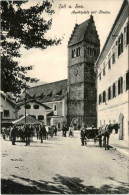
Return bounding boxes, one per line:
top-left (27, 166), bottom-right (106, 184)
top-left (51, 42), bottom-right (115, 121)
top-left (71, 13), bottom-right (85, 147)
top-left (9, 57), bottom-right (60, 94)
top-left (12, 115), bottom-right (42, 125)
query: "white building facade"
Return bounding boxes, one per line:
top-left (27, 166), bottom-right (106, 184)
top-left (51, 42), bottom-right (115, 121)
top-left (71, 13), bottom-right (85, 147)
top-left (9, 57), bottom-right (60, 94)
top-left (0, 91), bottom-right (18, 122)
top-left (17, 100), bottom-right (52, 124)
top-left (95, 0), bottom-right (129, 142)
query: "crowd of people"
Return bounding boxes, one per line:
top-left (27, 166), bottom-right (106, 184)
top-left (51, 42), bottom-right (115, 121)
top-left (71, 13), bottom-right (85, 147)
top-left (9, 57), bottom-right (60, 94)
top-left (2, 123), bottom-right (90, 146)
top-left (1, 124), bottom-right (58, 146)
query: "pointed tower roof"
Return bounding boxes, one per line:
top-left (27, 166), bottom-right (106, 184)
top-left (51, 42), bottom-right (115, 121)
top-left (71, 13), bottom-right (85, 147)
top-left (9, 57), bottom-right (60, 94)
top-left (68, 15), bottom-right (94, 47)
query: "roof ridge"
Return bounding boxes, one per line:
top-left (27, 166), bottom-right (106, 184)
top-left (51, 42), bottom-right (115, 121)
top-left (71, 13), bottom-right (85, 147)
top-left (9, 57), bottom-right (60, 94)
top-left (1, 92), bottom-right (17, 107)
top-left (68, 24), bottom-right (78, 45)
top-left (79, 18), bottom-right (90, 26)
top-left (28, 79), bottom-right (68, 89)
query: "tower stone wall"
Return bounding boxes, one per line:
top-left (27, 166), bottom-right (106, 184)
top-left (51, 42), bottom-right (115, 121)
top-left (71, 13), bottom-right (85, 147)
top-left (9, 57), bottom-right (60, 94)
top-left (67, 16), bottom-right (100, 128)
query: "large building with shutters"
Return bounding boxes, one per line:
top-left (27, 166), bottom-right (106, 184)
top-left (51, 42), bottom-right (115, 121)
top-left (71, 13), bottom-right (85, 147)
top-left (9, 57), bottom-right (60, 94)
top-left (95, 0), bottom-right (129, 142)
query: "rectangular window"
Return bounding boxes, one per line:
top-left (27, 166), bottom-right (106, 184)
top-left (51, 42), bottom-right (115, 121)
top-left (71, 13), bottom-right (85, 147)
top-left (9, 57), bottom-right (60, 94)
top-left (115, 41), bottom-right (118, 57)
top-left (76, 47), bottom-right (80, 57)
top-left (4, 110), bottom-right (10, 117)
top-left (118, 77), bottom-right (123, 94)
top-left (78, 47), bottom-right (80, 56)
top-left (108, 53), bottom-right (111, 69)
top-left (112, 53), bottom-right (115, 64)
top-left (127, 22), bottom-right (129, 45)
top-left (121, 77), bottom-right (123, 93)
top-left (71, 50), bottom-right (74, 58)
top-left (118, 34), bottom-right (123, 56)
top-left (103, 91), bottom-right (106, 103)
top-left (25, 104), bottom-right (31, 109)
top-left (124, 27), bottom-right (127, 46)
top-left (99, 73), bottom-right (101, 80)
top-left (108, 59), bottom-right (111, 69)
top-left (72, 49), bottom-right (76, 58)
top-left (118, 79), bottom-right (121, 94)
top-left (53, 104), bottom-right (57, 111)
top-left (126, 71), bottom-right (129, 90)
top-left (103, 67), bottom-right (106, 76)
top-left (33, 105), bottom-right (39, 109)
top-left (108, 87), bottom-right (111, 100)
top-left (112, 83), bottom-right (116, 98)
top-left (99, 94), bottom-right (101, 105)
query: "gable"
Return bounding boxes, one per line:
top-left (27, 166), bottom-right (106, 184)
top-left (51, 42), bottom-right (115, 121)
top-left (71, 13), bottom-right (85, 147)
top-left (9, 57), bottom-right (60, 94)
top-left (1, 95), bottom-right (16, 110)
top-left (84, 22), bottom-right (100, 45)
top-left (68, 15), bottom-right (100, 47)
top-left (68, 20), bottom-right (90, 47)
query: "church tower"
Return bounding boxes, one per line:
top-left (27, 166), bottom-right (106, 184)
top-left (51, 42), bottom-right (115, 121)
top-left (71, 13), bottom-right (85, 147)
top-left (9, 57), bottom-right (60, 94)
top-left (67, 15), bottom-right (100, 128)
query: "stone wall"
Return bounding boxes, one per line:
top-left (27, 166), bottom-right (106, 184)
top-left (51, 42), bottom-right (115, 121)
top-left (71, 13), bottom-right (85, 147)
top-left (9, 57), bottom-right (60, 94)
top-left (67, 18), bottom-right (100, 127)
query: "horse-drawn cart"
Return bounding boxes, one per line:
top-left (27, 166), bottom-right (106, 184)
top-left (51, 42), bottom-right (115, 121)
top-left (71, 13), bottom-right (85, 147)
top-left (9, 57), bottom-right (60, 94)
top-left (81, 123), bottom-right (119, 149)
top-left (85, 128), bottom-right (99, 141)
top-left (94, 123), bottom-right (120, 150)
top-left (81, 127), bottom-right (99, 146)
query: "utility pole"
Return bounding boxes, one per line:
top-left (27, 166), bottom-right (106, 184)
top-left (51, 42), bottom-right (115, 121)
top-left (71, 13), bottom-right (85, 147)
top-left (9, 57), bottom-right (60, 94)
top-left (25, 86), bottom-right (26, 125)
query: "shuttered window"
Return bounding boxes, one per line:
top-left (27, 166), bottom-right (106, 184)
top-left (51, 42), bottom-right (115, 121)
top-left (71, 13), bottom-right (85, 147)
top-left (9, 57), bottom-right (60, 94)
top-left (126, 71), bottom-right (129, 90)
top-left (118, 34), bottom-right (123, 56)
top-left (127, 22), bottom-right (129, 45)
top-left (118, 77), bottom-right (123, 94)
top-left (99, 94), bottom-right (101, 104)
top-left (112, 53), bottom-right (115, 64)
top-left (4, 110), bottom-right (10, 117)
top-left (38, 115), bottom-right (44, 120)
top-left (112, 83), bottom-right (116, 98)
top-left (103, 91), bottom-right (106, 103)
top-left (108, 87), bottom-right (111, 100)
top-left (103, 67), bottom-right (106, 76)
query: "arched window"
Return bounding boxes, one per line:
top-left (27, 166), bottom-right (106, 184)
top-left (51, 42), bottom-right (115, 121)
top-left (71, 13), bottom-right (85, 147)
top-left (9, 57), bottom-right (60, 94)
top-left (76, 47), bottom-right (80, 57)
top-left (58, 122), bottom-right (61, 129)
top-left (53, 104), bottom-right (57, 111)
top-left (38, 115), bottom-right (44, 120)
top-left (33, 105), bottom-right (39, 109)
top-left (71, 50), bottom-right (74, 58)
top-left (76, 48), bottom-right (78, 56)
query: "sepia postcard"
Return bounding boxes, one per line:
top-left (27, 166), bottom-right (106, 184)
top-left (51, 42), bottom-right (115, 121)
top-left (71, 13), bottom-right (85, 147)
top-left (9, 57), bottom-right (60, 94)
top-left (1, 0), bottom-right (129, 194)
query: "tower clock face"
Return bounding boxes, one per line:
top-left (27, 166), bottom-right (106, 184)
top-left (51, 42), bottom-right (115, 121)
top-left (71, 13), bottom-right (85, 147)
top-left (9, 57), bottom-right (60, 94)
top-left (74, 69), bottom-right (78, 76)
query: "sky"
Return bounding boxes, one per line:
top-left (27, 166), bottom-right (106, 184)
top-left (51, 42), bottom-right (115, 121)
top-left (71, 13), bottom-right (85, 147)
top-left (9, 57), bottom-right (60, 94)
top-left (19, 0), bottom-right (124, 84)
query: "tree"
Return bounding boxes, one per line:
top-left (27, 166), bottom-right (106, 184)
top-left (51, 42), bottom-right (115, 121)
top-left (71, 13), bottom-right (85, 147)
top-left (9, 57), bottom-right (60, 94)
top-left (1, 0), bottom-right (62, 95)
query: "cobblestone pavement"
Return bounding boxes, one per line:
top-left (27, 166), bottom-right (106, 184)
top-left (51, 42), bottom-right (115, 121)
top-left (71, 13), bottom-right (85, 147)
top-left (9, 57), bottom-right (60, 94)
top-left (1, 131), bottom-right (129, 194)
